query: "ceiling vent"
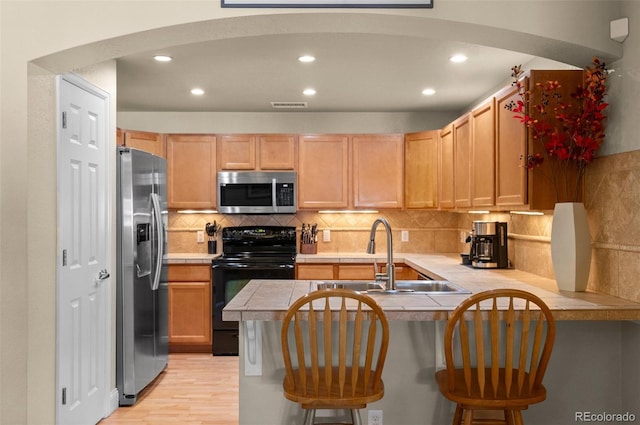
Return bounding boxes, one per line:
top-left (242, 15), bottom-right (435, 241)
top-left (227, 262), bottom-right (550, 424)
top-left (270, 101), bottom-right (308, 109)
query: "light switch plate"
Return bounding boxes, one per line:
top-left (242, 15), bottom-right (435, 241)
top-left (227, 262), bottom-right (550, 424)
top-left (196, 230), bottom-right (204, 243)
top-left (323, 229), bottom-right (331, 242)
top-left (401, 230), bottom-right (409, 242)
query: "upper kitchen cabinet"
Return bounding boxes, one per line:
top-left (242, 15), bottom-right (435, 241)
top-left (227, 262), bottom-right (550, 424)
top-left (526, 69), bottom-right (585, 210)
top-left (352, 134), bottom-right (404, 209)
top-left (218, 134), bottom-right (297, 170)
top-left (258, 134), bottom-right (297, 170)
top-left (123, 130), bottom-right (165, 158)
top-left (116, 128), bottom-right (124, 146)
top-left (298, 134), bottom-right (350, 209)
top-left (491, 69), bottom-right (584, 210)
top-left (218, 134), bottom-right (256, 170)
top-left (471, 98), bottom-right (496, 206)
top-left (405, 131), bottom-right (438, 209)
top-left (453, 114), bottom-right (472, 208)
top-left (495, 83), bottom-right (527, 206)
top-left (438, 124), bottom-right (455, 209)
top-left (166, 134), bottom-right (217, 209)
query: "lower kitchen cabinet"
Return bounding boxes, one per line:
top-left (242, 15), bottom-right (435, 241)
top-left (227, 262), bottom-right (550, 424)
top-left (168, 264), bottom-right (212, 353)
top-left (296, 262), bottom-right (417, 281)
top-left (296, 264), bottom-right (336, 280)
top-left (337, 264), bottom-right (376, 280)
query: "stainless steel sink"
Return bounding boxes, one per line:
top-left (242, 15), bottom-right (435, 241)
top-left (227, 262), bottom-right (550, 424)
top-left (315, 281), bottom-right (386, 292)
top-left (314, 280), bottom-right (470, 295)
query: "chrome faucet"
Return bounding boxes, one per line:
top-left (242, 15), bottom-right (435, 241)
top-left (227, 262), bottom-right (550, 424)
top-left (367, 217), bottom-right (396, 291)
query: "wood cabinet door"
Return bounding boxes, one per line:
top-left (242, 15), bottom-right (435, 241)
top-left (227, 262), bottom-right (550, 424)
top-left (405, 131), bottom-right (438, 209)
top-left (453, 114), bottom-right (472, 208)
top-left (352, 134), bottom-right (404, 209)
top-left (471, 98), bottom-right (496, 206)
top-left (338, 264), bottom-right (375, 280)
top-left (166, 134), bottom-right (217, 209)
top-left (168, 265), bottom-right (212, 352)
top-left (258, 134), bottom-right (296, 170)
top-left (116, 128), bottom-right (124, 146)
top-left (527, 70), bottom-right (585, 209)
top-left (123, 130), bottom-right (165, 158)
top-left (439, 124), bottom-right (455, 209)
top-left (218, 134), bottom-right (256, 170)
top-left (298, 135), bottom-right (350, 209)
top-left (495, 84), bottom-right (527, 206)
top-left (296, 264), bottom-right (336, 280)
top-left (168, 281), bottom-right (211, 346)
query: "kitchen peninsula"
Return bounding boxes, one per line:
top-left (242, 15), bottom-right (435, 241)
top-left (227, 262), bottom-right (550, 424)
top-left (224, 253), bottom-right (640, 425)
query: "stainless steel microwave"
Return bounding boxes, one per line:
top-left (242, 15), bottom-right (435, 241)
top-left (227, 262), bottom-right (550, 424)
top-left (217, 171), bottom-right (296, 214)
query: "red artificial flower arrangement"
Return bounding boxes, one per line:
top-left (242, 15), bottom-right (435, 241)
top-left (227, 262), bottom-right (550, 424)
top-left (507, 58), bottom-right (609, 202)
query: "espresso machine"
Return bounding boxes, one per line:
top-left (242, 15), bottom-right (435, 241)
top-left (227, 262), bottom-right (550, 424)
top-left (469, 221), bottom-right (508, 269)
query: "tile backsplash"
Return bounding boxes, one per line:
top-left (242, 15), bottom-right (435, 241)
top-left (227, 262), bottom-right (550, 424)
top-left (168, 149), bottom-right (640, 303)
top-left (168, 210), bottom-right (461, 255)
top-left (585, 149), bottom-right (640, 302)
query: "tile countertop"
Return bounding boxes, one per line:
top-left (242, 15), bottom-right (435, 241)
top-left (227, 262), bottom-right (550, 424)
top-left (224, 253), bottom-right (640, 322)
top-left (166, 253), bottom-right (220, 264)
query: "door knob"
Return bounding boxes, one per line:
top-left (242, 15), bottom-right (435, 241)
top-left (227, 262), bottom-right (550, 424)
top-left (95, 269), bottom-right (110, 286)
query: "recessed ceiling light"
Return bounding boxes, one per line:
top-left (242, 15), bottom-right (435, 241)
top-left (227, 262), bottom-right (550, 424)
top-left (191, 88), bottom-right (205, 96)
top-left (450, 54), bottom-right (468, 63)
top-left (303, 88), bottom-right (316, 96)
top-left (422, 88), bottom-right (436, 96)
top-left (298, 55), bottom-right (316, 63)
top-left (153, 55), bottom-right (173, 62)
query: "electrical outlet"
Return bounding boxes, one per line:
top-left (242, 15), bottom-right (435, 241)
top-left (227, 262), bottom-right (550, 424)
top-left (196, 230), bottom-right (205, 243)
top-left (368, 410), bottom-right (383, 425)
top-left (323, 229), bottom-right (331, 242)
top-left (401, 230), bottom-right (409, 242)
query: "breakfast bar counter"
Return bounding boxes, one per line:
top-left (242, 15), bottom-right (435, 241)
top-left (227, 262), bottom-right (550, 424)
top-left (223, 253), bottom-right (640, 322)
top-left (224, 253), bottom-right (640, 425)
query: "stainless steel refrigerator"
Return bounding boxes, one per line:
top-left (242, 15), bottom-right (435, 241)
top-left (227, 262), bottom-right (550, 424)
top-left (116, 147), bottom-right (169, 406)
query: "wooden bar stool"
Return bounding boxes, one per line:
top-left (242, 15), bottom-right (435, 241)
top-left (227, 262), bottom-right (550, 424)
top-left (281, 289), bottom-right (389, 425)
top-left (435, 289), bottom-right (556, 425)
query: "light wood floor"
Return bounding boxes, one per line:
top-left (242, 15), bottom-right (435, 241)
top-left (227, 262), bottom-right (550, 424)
top-left (100, 353), bottom-right (239, 425)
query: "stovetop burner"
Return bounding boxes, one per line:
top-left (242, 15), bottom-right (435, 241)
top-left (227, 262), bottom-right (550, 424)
top-left (218, 225), bottom-right (297, 260)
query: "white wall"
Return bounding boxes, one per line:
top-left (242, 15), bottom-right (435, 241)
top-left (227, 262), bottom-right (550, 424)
top-left (0, 1), bottom-right (634, 423)
top-left (116, 111), bottom-right (459, 134)
top-left (600, 1), bottom-right (640, 156)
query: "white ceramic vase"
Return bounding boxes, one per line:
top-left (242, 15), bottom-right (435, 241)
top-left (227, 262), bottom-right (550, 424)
top-left (550, 202), bottom-right (592, 292)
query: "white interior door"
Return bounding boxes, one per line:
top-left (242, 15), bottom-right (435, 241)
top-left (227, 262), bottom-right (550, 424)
top-left (57, 74), bottom-right (111, 425)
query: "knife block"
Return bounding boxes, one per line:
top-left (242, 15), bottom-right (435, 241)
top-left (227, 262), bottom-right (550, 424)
top-left (300, 242), bottom-right (317, 254)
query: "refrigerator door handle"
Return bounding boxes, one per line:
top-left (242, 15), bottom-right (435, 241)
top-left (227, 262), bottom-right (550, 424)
top-left (150, 192), bottom-right (164, 291)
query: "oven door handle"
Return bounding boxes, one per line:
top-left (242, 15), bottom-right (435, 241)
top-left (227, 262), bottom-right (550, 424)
top-left (213, 263), bottom-right (294, 270)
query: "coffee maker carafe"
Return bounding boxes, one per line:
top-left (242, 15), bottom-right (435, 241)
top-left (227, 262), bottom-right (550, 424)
top-left (469, 221), bottom-right (508, 269)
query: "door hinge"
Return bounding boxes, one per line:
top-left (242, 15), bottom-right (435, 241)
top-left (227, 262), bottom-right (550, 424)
top-left (61, 387), bottom-right (67, 405)
top-left (62, 111), bottom-right (67, 129)
top-left (62, 249), bottom-right (67, 267)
